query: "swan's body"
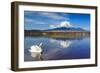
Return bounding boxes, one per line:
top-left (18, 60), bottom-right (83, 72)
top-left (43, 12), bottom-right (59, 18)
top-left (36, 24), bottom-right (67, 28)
top-left (29, 43), bottom-right (43, 53)
top-left (29, 43), bottom-right (43, 60)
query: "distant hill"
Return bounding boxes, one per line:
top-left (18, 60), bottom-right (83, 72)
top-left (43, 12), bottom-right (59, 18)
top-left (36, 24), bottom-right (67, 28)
top-left (24, 27), bottom-right (90, 37)
top-left (25, 27), bottom-right (89, 32)
top-left (44, 27), bottom-right (86, 31)
top-left (25, 30), bottom-right (42, 32)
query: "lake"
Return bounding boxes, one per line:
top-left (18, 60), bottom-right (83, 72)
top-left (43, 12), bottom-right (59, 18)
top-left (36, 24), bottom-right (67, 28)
top-left (24, 36), bottom-right (90, 61)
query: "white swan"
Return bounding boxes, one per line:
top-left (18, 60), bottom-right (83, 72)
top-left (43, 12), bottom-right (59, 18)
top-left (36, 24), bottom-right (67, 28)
top-left (29, 43), bottom-right (43, 53)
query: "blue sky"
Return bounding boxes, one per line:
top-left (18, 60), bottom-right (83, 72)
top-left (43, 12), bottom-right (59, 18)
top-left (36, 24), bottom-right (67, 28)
top-left (24, 11), bottom-right (90, 30)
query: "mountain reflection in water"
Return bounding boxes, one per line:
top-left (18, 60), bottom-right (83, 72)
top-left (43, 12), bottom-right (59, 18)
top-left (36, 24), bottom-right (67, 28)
top-left (50, 39), bottom-right (72, 48)
top-left (24, 36), bottom-right (90, 61)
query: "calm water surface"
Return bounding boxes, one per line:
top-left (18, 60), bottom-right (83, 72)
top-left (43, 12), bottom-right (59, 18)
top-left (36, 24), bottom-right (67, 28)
top-left (24, 36), bottom-right (90, 61)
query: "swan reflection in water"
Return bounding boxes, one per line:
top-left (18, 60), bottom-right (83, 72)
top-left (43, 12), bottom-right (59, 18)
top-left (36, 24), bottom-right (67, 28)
top-left (29, 39), bottom-right (73, 60)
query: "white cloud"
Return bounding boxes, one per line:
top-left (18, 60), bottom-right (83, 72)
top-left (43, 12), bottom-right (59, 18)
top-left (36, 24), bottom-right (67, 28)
top-left (50, 25), bottom-right (57, 28)
top-left (24, 18), bottom-right (34, 22)
top-left (25, 11), bottom-right (69, 21)
top-left (24, 18), bottom-right (45, 24)
top-left (38, 12), bottom-right (69, 20)
top-left (50, 21), bottom-right (73, 28)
